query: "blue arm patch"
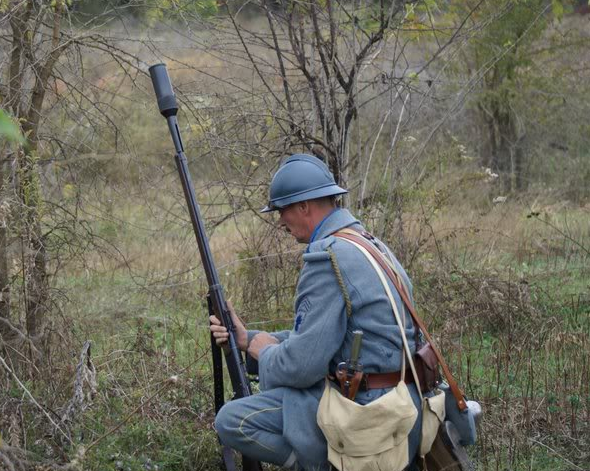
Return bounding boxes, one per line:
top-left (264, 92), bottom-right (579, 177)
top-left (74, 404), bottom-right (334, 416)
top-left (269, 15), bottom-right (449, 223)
top-left (294, 297), bottom-right (312, 332)
top-left (294, 314), bottom-right (303, 332)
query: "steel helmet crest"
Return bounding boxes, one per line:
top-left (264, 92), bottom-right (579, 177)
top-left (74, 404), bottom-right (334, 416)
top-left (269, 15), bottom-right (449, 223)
top-left (261, 154), bottom-right (348, 212)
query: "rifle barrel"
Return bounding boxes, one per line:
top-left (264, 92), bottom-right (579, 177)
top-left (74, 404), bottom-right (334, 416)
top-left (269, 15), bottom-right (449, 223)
top-left (148, 63), bottom-right (256, 402)
top-left (149, 63), bottom-right (261, 471)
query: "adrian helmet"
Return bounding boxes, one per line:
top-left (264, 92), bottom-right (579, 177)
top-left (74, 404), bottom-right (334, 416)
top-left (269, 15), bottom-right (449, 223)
top-left (261, 154), bottom-right (348, 212)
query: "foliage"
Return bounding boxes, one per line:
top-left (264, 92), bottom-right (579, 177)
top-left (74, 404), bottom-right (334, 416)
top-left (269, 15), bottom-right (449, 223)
top-left (439, 0), bottom-right (589, 194)
top-left (73, 0), bottom-right (218, 23)
top-left (143, 0), bottom-right (218, 24)
top-left (0, 109), bottom-right (24, 144)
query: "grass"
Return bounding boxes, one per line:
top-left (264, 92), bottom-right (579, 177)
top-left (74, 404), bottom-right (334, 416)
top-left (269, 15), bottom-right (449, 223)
top-left (78, 406), bottom-right (220, 470)
top-left (55, 272), bottom-right (223, 470)
top-left (414, 203), bottom-right (590, 470)
top-left (0, 162), bottom-right (580, 470)
top-left (3, 199), bottom-right (587, 469)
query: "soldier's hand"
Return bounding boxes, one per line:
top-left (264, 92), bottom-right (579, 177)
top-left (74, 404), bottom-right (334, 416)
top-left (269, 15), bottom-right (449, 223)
top-left (247, 332), bottom-right (279, 360)
top-left (209, 300), bottom-right (248, 351)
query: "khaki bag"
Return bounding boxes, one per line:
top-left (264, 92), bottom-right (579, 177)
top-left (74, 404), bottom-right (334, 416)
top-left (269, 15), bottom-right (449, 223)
top-left (419, 389), bottom-right (446, 457)
top-left (318, 235), bottom-right (446, 470)
top-left (317, 379), bottom-right (418, 471)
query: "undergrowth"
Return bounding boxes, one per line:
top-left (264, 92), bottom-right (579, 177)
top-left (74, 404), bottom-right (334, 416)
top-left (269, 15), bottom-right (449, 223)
top-left (1, 192), bottom-right (588, 470)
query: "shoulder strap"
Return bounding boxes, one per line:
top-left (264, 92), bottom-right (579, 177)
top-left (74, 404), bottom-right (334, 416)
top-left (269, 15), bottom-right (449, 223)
top-left (341, 235), bottom-right (424, 398)
top-left (334, 229), bottom-right (468, 411)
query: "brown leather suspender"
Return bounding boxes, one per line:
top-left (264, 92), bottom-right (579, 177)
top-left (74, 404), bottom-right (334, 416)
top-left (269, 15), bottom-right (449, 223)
top-left (334, 228), bottom-right (468, 411)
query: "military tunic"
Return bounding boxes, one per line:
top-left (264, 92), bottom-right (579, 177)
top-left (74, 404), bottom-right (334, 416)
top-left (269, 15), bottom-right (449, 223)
top-left (215, 209), bottom-right (422, 470)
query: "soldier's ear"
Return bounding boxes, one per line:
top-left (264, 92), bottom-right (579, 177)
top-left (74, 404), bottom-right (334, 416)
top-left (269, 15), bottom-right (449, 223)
top-left (297, 200), bottom-right (310, 215)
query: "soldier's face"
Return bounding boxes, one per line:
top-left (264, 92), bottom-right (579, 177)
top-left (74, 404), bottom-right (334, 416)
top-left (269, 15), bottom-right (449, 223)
top-left (278, 203), bottom-right (312, 243)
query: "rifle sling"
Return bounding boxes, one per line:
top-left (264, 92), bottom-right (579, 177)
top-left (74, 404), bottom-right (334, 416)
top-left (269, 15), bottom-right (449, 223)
top-left (334, 229), bottom-right (467, 412)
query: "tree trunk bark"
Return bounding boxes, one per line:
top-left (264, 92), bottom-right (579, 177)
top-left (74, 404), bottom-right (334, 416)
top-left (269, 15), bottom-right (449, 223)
top-left (484, 95), bottom-right (513, 193)
top-left (0, 157), bottom-right (10, 325)
top-left (11, 1), bottom-right (64, 361)
top-left (16, 150), bottom-right (49, 360)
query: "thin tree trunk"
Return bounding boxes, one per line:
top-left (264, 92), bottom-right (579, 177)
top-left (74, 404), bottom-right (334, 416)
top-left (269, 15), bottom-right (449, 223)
top-left (8, 0), bottom-right (65, 360)
top-left (513, 144), bottom-right (525, 191)
top-left (16, 148), bottom-right (49, 359)
top-left (25, 223), bottom-right (48, 343)
top-left (0, 156), bottom-right (10, 325)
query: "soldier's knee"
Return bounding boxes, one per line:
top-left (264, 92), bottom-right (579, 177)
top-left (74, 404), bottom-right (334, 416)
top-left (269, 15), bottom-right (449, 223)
top-left (214, 401), bottom-right (241, 444)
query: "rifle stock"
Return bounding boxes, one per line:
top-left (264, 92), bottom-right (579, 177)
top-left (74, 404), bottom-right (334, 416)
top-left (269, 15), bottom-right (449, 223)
top-left (149, 63), bottom-right (262, 471)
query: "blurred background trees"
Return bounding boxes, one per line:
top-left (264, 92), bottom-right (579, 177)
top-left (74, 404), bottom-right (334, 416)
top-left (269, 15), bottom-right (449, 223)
top-left (449, 0), bottom-right (590, 193)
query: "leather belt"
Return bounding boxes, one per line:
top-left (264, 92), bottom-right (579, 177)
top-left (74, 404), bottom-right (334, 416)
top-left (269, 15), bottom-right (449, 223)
top-left (359, 369), bottom-right (414, 391)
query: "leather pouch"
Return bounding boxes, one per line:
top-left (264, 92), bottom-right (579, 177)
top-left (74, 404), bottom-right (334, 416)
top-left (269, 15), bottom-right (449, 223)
top-left (414, 342), bottom-right (441, 392)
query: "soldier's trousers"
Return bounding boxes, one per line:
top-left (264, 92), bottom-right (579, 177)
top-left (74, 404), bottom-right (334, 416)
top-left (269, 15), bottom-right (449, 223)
top-left (215, 385), bottom-right (422, 471)
top-left (215, 387), bottom-right (331, 471)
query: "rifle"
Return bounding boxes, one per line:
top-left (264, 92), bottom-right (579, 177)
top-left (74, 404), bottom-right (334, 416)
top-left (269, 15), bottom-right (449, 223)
top-left (149, 63), bottom-right (262, 471)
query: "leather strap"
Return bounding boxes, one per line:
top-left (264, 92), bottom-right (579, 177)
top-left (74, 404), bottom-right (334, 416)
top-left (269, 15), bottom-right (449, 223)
top-left (334, 229), bottom-right (467, 411)
top-left (362, 370), bottom-right (411, 390)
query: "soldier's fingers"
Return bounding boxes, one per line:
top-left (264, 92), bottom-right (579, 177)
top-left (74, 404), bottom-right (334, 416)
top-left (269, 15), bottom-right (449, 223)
top-left (213, 331), bottom-right (229, 345)
top-left (210, 324), bottom-right (226, 333)
top-left (212, 330), bottom-right (228, 340)
top-left (209, 315), bottom-right (222, 326)
top-left (211, 330), bottom-right (229, 340)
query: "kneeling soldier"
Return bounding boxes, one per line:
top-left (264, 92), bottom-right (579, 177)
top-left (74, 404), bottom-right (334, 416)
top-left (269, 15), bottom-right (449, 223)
top-left (210, 154), bottom-right (422, 470)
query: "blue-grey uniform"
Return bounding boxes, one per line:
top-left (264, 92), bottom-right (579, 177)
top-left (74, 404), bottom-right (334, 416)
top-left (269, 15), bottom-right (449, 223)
top-left (215, 208), bottom-right (422, 470)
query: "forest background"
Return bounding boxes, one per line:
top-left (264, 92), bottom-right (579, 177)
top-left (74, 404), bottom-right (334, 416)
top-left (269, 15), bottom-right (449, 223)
top-left (0, 0), bottom-right (589, 470)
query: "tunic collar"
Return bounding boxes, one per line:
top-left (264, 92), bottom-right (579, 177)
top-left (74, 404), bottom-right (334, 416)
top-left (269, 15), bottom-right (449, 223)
top-left (307, 208), bottom-right (360, 249)
top-left (309, 208), bottom-right (340, 244)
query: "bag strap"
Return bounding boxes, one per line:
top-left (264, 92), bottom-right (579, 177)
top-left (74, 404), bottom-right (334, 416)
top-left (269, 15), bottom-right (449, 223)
top-left (334, 229), bottom-right (468, 411)
top-left (338, 236), bottom-right (424, 400)
top-left (341, 229), bottom-right (422, 346)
